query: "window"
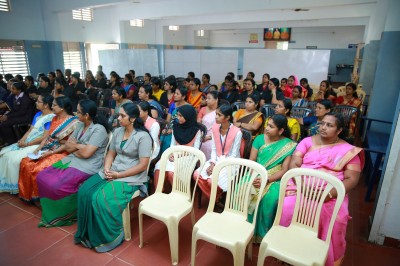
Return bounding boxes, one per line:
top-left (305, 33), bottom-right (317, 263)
top-left (0, 0), bottom-right (10, 12)
top-left (0, 42), bottom-right (29, 76)
top-left (169, 25), bottom-right (179, 31)
top-left (130, 19), bottom-right (144, 27)
top-left (196, 30), bottom-right (205, 37)
top-left (63, 42), bottom-right (83, 75)
top-left (72, 8), bottom-right (93, 21)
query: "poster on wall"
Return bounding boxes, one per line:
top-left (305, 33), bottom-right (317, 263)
top-left (263, 28), bottom-right (291, 41)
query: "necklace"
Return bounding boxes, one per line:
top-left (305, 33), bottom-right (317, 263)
top-left (319, 135), bottom-right (339, 146)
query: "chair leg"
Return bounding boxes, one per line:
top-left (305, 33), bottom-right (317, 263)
top-left (257, 241), bottom-right (268, 266)
top-left (166, 218), bottom-right (179, 265)
top-left (138, 207), bottom-right (144, 248)
top-left (191, 228), bottom-right (198, 266)
top-left (122, 203), bottom-right (131, 241)
top-left (233, 244), bottom-right (245, 266)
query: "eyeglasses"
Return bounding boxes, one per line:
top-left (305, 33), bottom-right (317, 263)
top-left (36, 101), bottom-right (43, 103)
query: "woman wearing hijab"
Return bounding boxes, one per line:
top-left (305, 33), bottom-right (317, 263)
top-left (153, 104), bottom-right (206, 191)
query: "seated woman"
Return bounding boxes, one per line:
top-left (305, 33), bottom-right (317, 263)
top-left (36, 100), bottom-right (109, 227)
top-left (335, 82), bottom-right (362, 136)
top-left (138, 101), bottom-right (160, 160)
top-left (110, 87), bottom-right (132, 128)
top-left (123, 73), bottom-right (137, 101)
top-left (312, 80), bottom-right (337, 103)
top-left (195, 104), bottom-right (242, 199)
top-left (0, 94), bottom-right (55, 194)
top-left (0, 82), bottom-right (36, 145)
top-left (154, 104), bottom-right (205, 190)
top-left (296, 99), bottom-right (331, 137)
top-left (138, 84), bottom-right (164, 119)
top-left (74, 103), bottom-right (152, 252)
top-left (280, 112), bottom-right (364, 266)
top-left (233, 94), bottom-right (263, 138)
top-left (272, 98), bottom-right (301, 141)
top-left (291, 86), bottom-right (308, 107)
top-left (160, 87), bottom-right (190, 154)
top-left (197, 91), bottom-right (219, 160)
top-left (248, 114), bottom-right (297, 243)
top-left (18, 96), bottom-right (78, 203)
top-left (151, 77), bottom-right (169, 108)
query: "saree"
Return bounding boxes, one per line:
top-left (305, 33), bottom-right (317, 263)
top-left (0, 112), bottom-right (55, 194)
top-left (279, 136), bottom-right (364, 266)
top-left (235, 109), bottom-right (263, 137)
top-left (37, 160), bottom-right (90, 227)
top-left (18, 115), bottom-right (78, 202)
top-left (188, 91), bottom-right (203, 109)
top-left (199, 108), bottom-right (216, 160)
top-left (74, 174), bottom-right (139, 252)
top-left (248, 136), bottom-right (297, 243)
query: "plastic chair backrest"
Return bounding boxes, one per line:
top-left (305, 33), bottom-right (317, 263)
top-left (357, 89), bottom-right (366, 103)
top-left (274, 168), bottom-right (345, 244)
top-left (208, 158), bottom-right (268, 224)
top-left (156, 146), bottom-right (206, 202)
top-left (231, 101), bottom-right (246, 112)
top-left (291, 107), bottom-right (312, 118)
top-left (260, 104), bottom-right (276, 118)
top-left (104, 132), bottom-right (113, 158)
top-left (337, 86), bottom-right (346, 94)
top-left (332, 105), bottom-right (360, 130)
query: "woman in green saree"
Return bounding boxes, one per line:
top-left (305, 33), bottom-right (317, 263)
top-left (248, 114), bottom-right (297, 243)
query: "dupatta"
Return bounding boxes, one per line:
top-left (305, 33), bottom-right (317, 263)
top-left (43, 116), bottom-right (78, 151)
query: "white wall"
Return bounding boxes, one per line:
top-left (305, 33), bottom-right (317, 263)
top-left (42, 4), bottom-right (121, 43)
top-left (0, 0), bottom-right (45, 40)
top-left (208, 26), bottom-right (365, 49)
top-left (121, 20), bottom-right (157, 44)
top-left (289, 26), bottom-right (364, 49)
top-left (209, 29), bottom-right (265, 48)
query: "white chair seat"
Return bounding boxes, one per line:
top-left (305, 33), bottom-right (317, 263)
top-left (194, 212), bottom-right (254, 249)
top-left (139, 192), bottom-right (192, 221)
top-left (261, 225), bottom-right (329, 266)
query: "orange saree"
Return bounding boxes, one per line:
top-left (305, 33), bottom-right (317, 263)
top-left (18, 116), bottom-right (78, 202)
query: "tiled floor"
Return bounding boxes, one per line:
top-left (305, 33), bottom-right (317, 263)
top-left (0, 181), bottom-right (399, 266)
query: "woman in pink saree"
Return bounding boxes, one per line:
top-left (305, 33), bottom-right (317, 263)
top-left (197, 91), bottom-right (218, 160)
top-left (280, 112), bottom-right (364, 266)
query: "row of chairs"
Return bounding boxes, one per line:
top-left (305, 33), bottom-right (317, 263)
top-left (124, 146), bottom-right (345, 266)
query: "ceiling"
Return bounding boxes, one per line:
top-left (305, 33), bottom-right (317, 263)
top-left (48, 0), bottom-right (377, 30)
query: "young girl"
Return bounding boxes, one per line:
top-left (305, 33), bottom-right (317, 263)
top-left (195, 104), bottom-right (242, 199)
top-left (153, 105), bottom-right (205, 191)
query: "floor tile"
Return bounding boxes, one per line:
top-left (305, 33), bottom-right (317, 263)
top-left (0, 192), bottom-right (13, 202)
top-left (0, 202), bottom-right (33, 232)
top-left (0, 216), bottom-right (68, 265)
top-left (7, 195), bottom-right (42, 215)
top-left (106, 257), bottom-right (134, 266)
top-left (26, 235), bottom-right (114, 266)
top-left (57, 222), bottom-right (78, 235)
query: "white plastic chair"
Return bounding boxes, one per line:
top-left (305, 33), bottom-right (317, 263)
top-left (257, 168), bottom-right (346, 266)
top-left (122, 146), bottom-right (154, 241)
top-left (191, 158), bottom-right (268, 266)
top-left (138, 146), bottom-right (206, 265)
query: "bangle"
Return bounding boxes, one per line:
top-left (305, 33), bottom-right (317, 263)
top-left (116, 172), bottom-right (119, 179)
top-left (328, 191), bottom-right (333, 199)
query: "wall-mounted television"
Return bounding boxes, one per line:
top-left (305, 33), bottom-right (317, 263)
top-left (263, 28), bottom-right (291, 41)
